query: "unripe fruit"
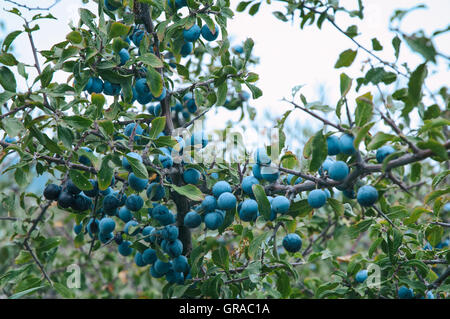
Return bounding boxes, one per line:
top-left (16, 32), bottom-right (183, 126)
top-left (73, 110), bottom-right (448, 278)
top-left (241, 176), bottom-right (259, 195)
top-left (271, 196), bottom-right (290, 214)
top-left (356, 185), bottom-right (378, 206)
top-left (44, 183), bottom-right (61, 200)
top-left (307, 189), bottom-right (327, 208)
top-left (201, 24), bottom-right (220, 41)
top-left (217, 192), bottom-right (237, 210)
top-left (329, 161), bottom-right (349, 181)
top-left (183, 168), bottom-right (201, 184)
top-left (327, 135), bottom-right (340, 155)
top-left (201, 195), bottom-right (217, 212)
top-left (184, 211), bottom-right (202, 228)
top-left (282, 234), bottom-right (302, 253)
top-left (128, 172), bottom-right (148, 192)
top-left (376, 145), bottom-right (395, 163)
top-left (212, 181), bottom-right (232, 198)
top-left (339, 134), bottom-right (355, 155)
top-left (118, 240), bottom-right (133, 256)
top-left (183, 24), bottom-right (201, 42)
top-left (118, 207), bottom-right (133, 223)
top-left (146, 182), bottom-right (166, 201)
top-left (355, 269), bottom-right (368, 283)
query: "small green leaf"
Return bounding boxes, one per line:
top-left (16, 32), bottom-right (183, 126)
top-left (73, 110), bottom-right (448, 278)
top-left (252, 184), bottom-right (271, 220)
top-left (334, 49), bottom-right (357, 68)
top-left (69, 170), bottom-right (93, 191)
top-left (170, 184), bottom-right (204, 201)
top-left (148, 117), bottom-right (166, 139)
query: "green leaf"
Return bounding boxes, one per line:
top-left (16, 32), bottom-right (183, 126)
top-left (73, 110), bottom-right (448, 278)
top-left (126, 154), bottom-right (148, 180)
top-left (334, 49), bottom-right (357, 68)
top-left (146, 67), bottom-right (163, 97)
top-left (354, 92), bottom-right (373, 127)
top-left (340, 73), bottom-right (352, 97)
top-left (0, 66), bottom-right (17, 92)
top-left (426, 225), bottom-right (443, 247)
top-left (54, 282), bottom-right (75, 298)
top-left (0, 52), bottom-right (18, 66)
top-left (137, 53), bottom-right (164, 68)
top-left (404, 207), bottom-right (431, 225)
top-left (425, 187), bottom-right (450, 204)
top-left (408, 63), bottom-right (427, 107)
top-left (2, 30), bottom-right (22, 52)
top-left (367, 132), bottom-right (396, 150)
top-left (212, 245), bottom-right (229, 271)
top-left (287, 199), bottom-right (313, 218)
top-left (109, 22), bottom-right (131, 38)
top-left (252, 184), bottom-right (271, 220)
top-left (57, 125), bottom-right (74, 148)
top-left (432, 170), bottom-right (450, 190)
top-left (63, 116), bottom-right (93, 130)
top-left (404, 35), bottom-right (437, 63)
top-left (98, 156), bottom-right (114, 191)
top-left (245, 82), bottom-right (263, 99)
top-left (392, 36), bottom-right (401, 59)
top-left (276, 271), bottom-right (291, 298)
top-left (328, 198), bottom-right (344, 216)
top-left (66, 30), bottom-right (83, 44)
top-left (9, 286), bottom-right (46, 299)
top-left (371, 38), bottom-right (383, 51)
top-left (40, 64), bottom-right (53, 88)
top-left (148, 117), bottom-right (166, 139)
top-left (354, 122), bottom-right (375, 149)
top-left (170, 184), bottom-right (204, 201)
top-left (273, 11), bottom-right (288, 22)
top-left (2, 117), bottom-right (24, 137)
top-left (69, 170), bottom-right (93, 191)
top-left (417, 140), bottom-right (448, 161)
top-left (309, 129), bottom-right (327, 172)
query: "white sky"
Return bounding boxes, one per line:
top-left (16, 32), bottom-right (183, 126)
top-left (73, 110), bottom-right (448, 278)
top-left (1, 0), bottom-right (449, 155)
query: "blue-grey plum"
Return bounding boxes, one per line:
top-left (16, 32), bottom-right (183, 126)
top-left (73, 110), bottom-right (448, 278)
top-left (172, 255), bottom-right (189, 273)
top-left (355, 269), bottom-right (368, 283)
top-left (271, 196), bottom-right (290, 214)
top-left (376, 145), bottom-right (395, 163)
top-left (307, 189), bottom-right (327, 208)
top-left (241, 176), bottom-right (259, 195)
top-left (212, 181), bottom-right (232, 198)
top-left (99, 217), bottom-right (115, 234)
top-left (339, 134), bottom-right (355, 155)
top-left (146, 182), bottom-right (165, 201)
top-left (201, 195), bottom-right (217, 212)
top-left (217, 192), bottom-right (237, 210)
top-left (44, 183), bottom-right (61, 200)
top-left (184, 211), bottom-right (202, 228)
top-left (239, 199), bottom-right (258, 222)
top-left (183, 168), bottom-right (201, 184)
top-left (118, 240), bottom-right (133, 256)
top-left (128, 172), bottom-right (148, 192)
top-left (125, 194), bottom-right (144, 211)
top-left (329, 161), bottom-right (349, 181)
top-left (142, 248), bottom-right (157, 264)
top-left (282, 234), bottom-right (302, 253)
top-left (327, 135), bottom-right (340, 155)
top-left (201, 24), bottom-right (219, 41)
top-left (183, 24), bottom-right (201, 42)
top-left (356, 185), bottom-right (378, 206)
